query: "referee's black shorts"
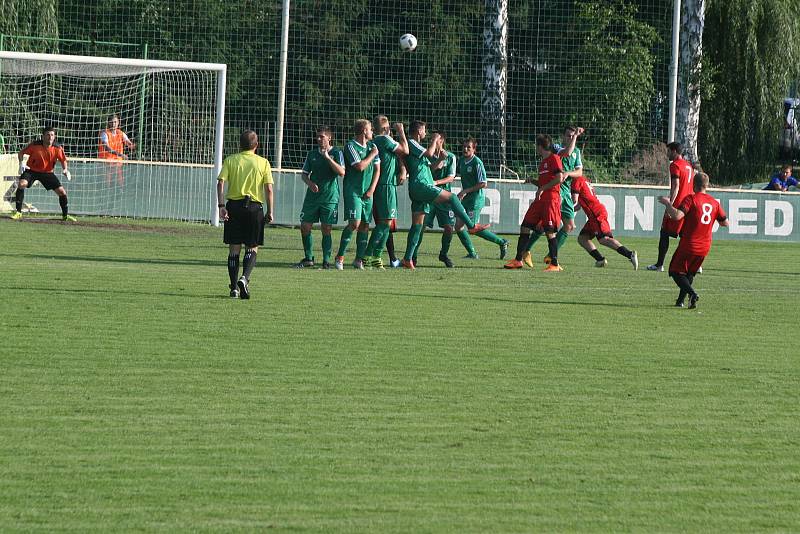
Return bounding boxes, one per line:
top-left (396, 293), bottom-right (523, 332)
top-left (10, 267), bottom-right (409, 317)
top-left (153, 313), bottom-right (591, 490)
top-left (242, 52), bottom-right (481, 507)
top-left (21, 170), bottom-right (62, 191)
top-left (223, 198), bottom-right (265, 246)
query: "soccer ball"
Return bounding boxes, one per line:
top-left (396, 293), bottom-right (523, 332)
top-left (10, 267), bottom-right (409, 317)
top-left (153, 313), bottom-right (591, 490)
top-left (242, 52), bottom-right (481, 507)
top-left (399, 33), bottom-right (417, 52)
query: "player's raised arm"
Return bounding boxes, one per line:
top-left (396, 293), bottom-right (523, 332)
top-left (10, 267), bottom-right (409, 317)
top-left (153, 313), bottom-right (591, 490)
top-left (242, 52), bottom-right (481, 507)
top-left (393, 122), bottom-right (409, 156)
top-left (422, 133), bottom-right (441, 159)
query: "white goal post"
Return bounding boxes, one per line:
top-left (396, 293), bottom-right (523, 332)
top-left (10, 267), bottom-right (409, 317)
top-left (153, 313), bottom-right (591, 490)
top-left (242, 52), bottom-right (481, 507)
top-left (0, 51), bottom-right (226, 225)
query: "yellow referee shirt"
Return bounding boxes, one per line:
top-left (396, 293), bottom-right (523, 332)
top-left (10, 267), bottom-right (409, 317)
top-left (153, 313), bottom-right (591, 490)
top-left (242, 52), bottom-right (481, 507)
top-left (218, 150), bottom-right (274, 205)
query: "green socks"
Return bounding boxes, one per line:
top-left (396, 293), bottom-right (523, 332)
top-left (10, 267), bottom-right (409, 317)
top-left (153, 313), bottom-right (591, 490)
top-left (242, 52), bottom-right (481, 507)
top-left (440, 231), bottom-right (453, 256)
top-left (356, 230), bottom-right (369, 259)
top-left (475, 229), bottom-right (504, 245)
top-left (457, 229), bottom-right (477, 256)
top-left (337, 227), bottom-right (354, 257)
top-left (556, 228), bottom-right (569, 250)
top-left (447, 196), bottom-right (474, 228)
top-left (322, 234), bottom-right (333, 264)
top-left (365, 224), bottom-right (390, 258)
top-left (405, 224), bottom-right (423, 261)
top-left (302, 233), bottom-right (313, 260)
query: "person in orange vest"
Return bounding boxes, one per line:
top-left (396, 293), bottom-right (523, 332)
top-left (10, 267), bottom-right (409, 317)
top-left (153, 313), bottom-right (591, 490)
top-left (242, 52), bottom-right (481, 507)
top-left (98, 114), bottom-right (135, 187)
top-left (11, 125), bottom-right (76, 221)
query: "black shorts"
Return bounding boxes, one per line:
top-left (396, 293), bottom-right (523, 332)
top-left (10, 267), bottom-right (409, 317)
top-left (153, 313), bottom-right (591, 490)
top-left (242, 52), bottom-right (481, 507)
top-left (223, 198), bottom-right (265, 246)
top-left (21, 170), bottom-right (62, 191)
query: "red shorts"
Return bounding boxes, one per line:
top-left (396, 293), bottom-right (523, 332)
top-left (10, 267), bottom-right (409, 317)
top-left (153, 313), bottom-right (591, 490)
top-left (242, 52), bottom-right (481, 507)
top-left (661, 212), bottom-right (684, 237)
top-left (521, 199), bottom-right (561, 233)
top-left (580, 212), bottom-right (613, 239)
top-left (668, 248), bottom-right (706, 275)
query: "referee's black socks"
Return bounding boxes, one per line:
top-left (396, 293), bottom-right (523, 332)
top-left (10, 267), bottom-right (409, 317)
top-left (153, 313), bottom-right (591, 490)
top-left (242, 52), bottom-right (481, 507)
top-left (228, 252), bottom-right (240, 288)
top-left (242, 248), bottom-right (258, 280)
top-left (15, 188), bottom-right (24, 212)
top-left (59, 195), bottom-right (68, 217)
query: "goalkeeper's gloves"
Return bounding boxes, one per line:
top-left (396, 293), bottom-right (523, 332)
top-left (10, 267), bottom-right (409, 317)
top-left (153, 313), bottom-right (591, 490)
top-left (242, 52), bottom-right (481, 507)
top-left (63, 169), bottom-right (72, 181)
top-left (18, 163), bottom-right (28, 176)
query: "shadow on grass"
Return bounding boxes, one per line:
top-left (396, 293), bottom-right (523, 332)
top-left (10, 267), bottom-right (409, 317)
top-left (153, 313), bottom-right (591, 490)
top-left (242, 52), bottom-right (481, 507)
top-left (1, 253), bottom-right (291, 269)
top-left (4, 285), bottom-right (245, 300)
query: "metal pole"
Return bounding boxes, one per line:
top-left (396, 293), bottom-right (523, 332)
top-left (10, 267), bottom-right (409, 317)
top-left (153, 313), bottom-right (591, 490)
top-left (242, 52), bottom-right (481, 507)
top-left (211, 67), bottom-right (227, 226)
top-left (667, 0), bottom-right (681, 143)
top-left (275, 0), bottom-right (291, 169)
top-left (137, 43), bottom-right (148, 159)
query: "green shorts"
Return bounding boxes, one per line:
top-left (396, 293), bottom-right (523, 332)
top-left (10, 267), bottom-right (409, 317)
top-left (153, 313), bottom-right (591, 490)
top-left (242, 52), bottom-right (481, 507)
top-left (425, 204), bottom-right (455, 228)
top-left (300, 197), bottom-right (338, 225)
top-left (560, 195), bottom-right (575, 222)
top-left (343, 190), bottom-right (373, 223)
top-left (373, 184), bottom-right (398, 221)
top-left (409, 181), bottom-right (442, 214)
top-left (461, 194), bottom-right (485, 223)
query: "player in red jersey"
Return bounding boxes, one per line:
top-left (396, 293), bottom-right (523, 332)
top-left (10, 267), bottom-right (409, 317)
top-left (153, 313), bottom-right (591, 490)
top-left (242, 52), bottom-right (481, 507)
top-left (658, 172), bottom-right (728, 309)
top-left (11, 126), bottom-right (76, 222)
top-left (571, 175), bottom-right (639, 269)
top-left (648, 142), bottom-right (695, 271)
top-left (504, 134), bottom-right (565, 271)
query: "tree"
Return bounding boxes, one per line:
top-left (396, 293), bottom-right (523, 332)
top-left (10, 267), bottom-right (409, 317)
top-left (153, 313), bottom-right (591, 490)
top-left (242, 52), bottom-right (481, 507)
top-left (699, 0), bottom-right (800, 182)
top-left (481, 0), bottom-right (509, 169)
top-left (676, 0), bottom-right (706, 163)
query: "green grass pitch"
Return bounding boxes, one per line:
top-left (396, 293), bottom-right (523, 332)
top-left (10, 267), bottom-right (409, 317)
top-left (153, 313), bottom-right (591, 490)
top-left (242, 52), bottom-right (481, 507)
top-left (1, 217), bottom-right (798, 531)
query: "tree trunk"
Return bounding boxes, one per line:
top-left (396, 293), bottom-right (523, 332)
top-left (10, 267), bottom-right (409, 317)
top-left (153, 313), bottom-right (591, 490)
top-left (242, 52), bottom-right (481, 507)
top-left (481, 0), bottom-right (508, 170)
top-left (676, 0), bottom-right (705, 163)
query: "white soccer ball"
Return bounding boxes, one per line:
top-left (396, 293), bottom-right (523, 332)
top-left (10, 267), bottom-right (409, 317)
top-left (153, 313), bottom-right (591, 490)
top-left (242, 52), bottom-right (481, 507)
top-left (399, 33), bottom-right (417, 52)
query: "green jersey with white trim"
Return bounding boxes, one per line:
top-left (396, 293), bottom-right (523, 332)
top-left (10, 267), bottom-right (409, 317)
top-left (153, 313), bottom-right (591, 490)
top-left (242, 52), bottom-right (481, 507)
top-left (343, 139), bottom-right (380, 196)
top-left (457, 154), bottom-right (487, 202)
top-left (302, 147), bottom-right (344, 204)
top-left (372, 134), bottom-right (400, 186)
top-left (407, 138), bottom-right (434, 186)
top-left (432, 150), bottom-right (456, 192)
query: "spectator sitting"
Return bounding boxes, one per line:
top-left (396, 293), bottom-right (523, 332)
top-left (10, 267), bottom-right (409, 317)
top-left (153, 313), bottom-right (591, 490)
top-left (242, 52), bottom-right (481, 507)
top-left (764, 165), bottom-right (799, 191)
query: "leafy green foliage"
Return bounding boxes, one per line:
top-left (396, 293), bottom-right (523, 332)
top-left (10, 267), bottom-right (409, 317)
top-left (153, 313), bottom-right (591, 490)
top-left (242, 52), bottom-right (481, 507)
top-left (700, 0), bottom-right (800, 183)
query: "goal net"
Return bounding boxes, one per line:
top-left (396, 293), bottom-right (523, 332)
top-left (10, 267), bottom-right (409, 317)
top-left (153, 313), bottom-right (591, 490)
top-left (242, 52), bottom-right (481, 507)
top-left (0, 51), bottom-right (226, 223)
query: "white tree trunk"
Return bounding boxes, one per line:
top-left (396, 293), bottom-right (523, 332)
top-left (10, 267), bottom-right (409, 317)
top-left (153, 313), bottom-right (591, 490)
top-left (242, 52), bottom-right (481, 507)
top-left (676, 0), bottom-right (705, 163)
top-left (481, 0), bottom-right (508, 169)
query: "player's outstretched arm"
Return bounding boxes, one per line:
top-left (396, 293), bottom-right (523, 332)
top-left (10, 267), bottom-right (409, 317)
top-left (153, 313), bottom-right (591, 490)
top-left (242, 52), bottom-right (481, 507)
top-left (658, 196), bottom-right (683, 220)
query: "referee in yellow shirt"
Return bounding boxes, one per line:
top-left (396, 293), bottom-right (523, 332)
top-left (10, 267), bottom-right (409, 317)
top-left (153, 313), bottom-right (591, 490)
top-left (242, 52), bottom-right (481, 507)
top-left (216, 130), bottom-right (274, 299)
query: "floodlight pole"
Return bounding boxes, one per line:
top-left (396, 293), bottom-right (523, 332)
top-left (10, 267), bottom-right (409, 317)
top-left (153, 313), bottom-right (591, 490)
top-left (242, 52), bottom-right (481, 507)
top-left (275, 0), bottom-right (291, 169)
top-left (667, 0), bottom-right (682, 143)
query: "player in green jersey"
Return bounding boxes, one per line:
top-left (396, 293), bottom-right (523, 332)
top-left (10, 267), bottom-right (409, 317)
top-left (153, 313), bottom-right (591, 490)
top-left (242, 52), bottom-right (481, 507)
top-left (335, 119), bottom-right (381, 270)
top-left (295, 126), bottom-right (345, 269)
top-left (455, 137), bottom-right (509, 260)
top-left (414, 132), bottom-right (457, 267)
top-left (363, 116), bottom-right (409, 269)
top-left (402, 120), bottom-right (490, 270)
top-left (522, 125), bottom-right (584, 267)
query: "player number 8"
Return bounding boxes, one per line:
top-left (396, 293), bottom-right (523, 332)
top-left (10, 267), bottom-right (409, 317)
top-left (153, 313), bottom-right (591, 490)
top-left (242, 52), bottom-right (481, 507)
top-left (700, 203), bottom-right (713, 224)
